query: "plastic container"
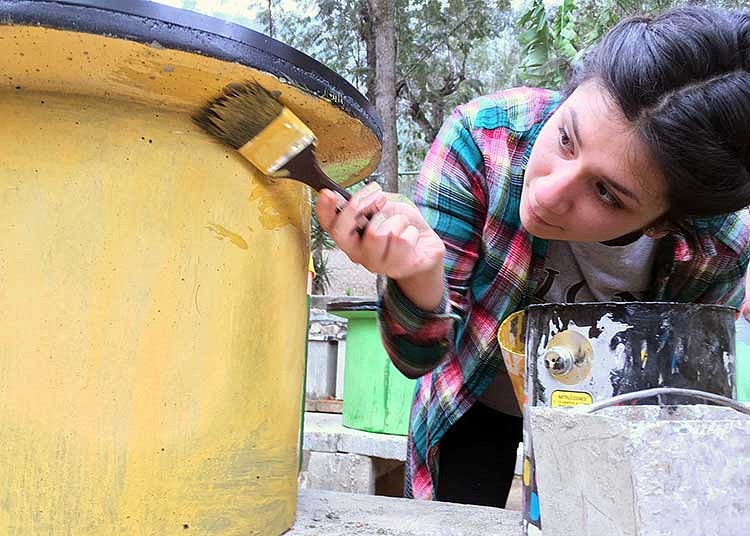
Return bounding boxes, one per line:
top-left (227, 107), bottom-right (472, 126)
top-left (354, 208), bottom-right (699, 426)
top-left (0, 1), bottom-right (380, 534)
top-left (735, 317), bottom-right (750, 402)
top-left (327, 298), bottom-right (415, 435)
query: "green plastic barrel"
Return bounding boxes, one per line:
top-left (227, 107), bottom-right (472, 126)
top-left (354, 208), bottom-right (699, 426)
top-left (328, 299), bottom-right (415, 435)
top-left (735, 318), bottom-right (750, 402)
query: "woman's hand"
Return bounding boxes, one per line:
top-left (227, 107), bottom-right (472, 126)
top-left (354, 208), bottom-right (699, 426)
top-left (315, 182), bottom-right (446, 310)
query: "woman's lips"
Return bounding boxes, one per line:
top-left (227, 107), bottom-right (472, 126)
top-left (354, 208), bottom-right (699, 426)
top-left (527, 195), bottom-right (562, 229)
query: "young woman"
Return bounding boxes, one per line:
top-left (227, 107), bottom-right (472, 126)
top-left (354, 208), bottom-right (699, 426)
top-left (316, 6), bottom-right (750, 507)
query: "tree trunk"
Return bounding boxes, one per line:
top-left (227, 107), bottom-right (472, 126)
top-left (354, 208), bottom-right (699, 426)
top-left (267, 0), bottom-right (274, 38)
top-left (367, 0), bottom-right (398, 193)
top-left (408, 100), bottom-right (438, 144)
top-left (358, 1), bottom-right (377, 104)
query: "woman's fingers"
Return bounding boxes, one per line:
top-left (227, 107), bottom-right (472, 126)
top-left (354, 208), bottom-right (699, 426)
top-left (360, 215), bottom-right (424, 277)
top-left (315, 185), bottom-right (437, 278)
top-left (315, 184), bottom-right (386, 263)
top-left (382, 225), bottom-right (421, 278)
top-left (316, 183), bottom-right (386, 228)
top-left (332, 185), bottom-right (385, 235)
top-left (355, 183), bottom-right (388, 231)
top-left (397, 224), bottom-right (420, 251)
top-left (315, 189), bottom-right (343, 231)
top-left (346, 183), bottom-right (387, 235)
top-left (370, 214), bottom-right (409, 259)
top-left (356, 213), bottom-right (405, 268)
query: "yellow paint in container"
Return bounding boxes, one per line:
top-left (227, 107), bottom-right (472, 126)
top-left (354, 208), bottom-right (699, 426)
top-left (0, 8), bottom-right (380, 535)
top-left (497, 310), bottom-right (527, 411)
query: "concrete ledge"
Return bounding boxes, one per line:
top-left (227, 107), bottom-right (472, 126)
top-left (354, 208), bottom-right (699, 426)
top-left (303, 412), bottom-right (407, 461)
top-left (287, 489), bottom-right (522, 536)
top-left (300, 452), bottom-right (376, 494)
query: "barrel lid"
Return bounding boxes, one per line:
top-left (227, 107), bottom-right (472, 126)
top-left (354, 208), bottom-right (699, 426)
top-left (0, 0), bottom-right (381, 186)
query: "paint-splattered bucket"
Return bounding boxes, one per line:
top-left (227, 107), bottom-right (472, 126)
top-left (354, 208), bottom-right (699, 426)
top-left (529, 388), bottom-right (750, 536)
top-left (501, 302), bottom-right (737, 536)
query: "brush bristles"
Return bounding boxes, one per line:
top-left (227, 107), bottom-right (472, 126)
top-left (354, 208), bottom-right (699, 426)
top-left (193, 81), bottom-right (284, 149)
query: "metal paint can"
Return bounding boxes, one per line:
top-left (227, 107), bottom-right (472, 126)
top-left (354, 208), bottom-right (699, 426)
top-left (520, 302), bottom-right (736, 535)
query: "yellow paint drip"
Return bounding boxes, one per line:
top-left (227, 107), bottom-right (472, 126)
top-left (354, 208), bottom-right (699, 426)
top-left (248, 178), bottom-right (310, 232)
top-left (206, 223), bottom-right (249, 249)
top-left (523, 458), bottom-right (531, 487)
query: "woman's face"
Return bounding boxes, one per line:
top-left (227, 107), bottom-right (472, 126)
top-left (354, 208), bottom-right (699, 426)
top-left (521, 81), bottom-right (668, 242)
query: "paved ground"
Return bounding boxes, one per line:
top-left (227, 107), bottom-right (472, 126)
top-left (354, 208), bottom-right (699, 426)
top-left (287, 489), bottom-right (522, 536)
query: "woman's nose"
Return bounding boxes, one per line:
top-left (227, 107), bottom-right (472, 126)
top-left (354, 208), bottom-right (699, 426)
top-left (534, 167), bottom-right (577, 215)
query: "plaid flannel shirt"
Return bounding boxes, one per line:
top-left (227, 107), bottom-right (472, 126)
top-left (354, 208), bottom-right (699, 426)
top-left (378, 87), bottom-right (750, 500)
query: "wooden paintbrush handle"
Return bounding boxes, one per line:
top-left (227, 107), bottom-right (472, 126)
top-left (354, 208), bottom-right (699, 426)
top-left (312, 169), bottom-right (352, 201)
top-left (284, 147), bottom-right (375, 235)
top-left (285, 146), bottom-right (352, 200)
top-left (317, 170), bottom-right (370, 237)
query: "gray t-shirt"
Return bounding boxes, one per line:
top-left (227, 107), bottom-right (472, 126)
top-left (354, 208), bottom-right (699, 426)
top-left (537, 234), bottom-right (658, 303)
top-left (479, 234), bottom-right (658, 416)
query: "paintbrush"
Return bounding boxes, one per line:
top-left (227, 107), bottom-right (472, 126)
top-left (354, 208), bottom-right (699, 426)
top-left (193, 81), bottom-right (372, 232)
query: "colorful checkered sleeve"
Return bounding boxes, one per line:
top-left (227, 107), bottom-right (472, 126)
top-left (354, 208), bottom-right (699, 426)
top-left (377, 105), bottom-right (491, 378)
top-left (378, 278), bottom-right (454, 378)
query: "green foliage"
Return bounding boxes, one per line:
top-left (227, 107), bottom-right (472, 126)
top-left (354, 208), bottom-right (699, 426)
top-left (517, 0), bottom-right (579, 88)
top-left (301, 0), bottom-right (373, 92)
top-left (396, 0), bottom-right (515, 157)
top-left (310, 209), bottom-right (336, 295)
top-left (515, 0), bottom-right (750, 89)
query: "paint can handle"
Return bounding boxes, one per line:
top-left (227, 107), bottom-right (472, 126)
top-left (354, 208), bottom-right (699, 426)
top-left (581, 387), bottom-right (750, 416)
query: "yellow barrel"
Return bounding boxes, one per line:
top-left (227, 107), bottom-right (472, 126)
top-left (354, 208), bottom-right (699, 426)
top-left (0, 3), bottom-right (381, 535)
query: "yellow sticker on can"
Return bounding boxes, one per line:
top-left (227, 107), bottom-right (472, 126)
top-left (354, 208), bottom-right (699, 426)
top-left (551, 390), bottom-right (593, 407)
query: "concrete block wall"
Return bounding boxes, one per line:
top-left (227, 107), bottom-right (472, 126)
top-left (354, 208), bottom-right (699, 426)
top-left (299, 451), bottom-right (404, 497)
top-left (530, 404), bottom-right (750, 536)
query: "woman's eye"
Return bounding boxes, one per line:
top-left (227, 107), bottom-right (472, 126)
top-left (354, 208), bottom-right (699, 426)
top-left (596, 182), bottom-right (622, 209)
top-left (558, 127), bottom-right (572, 152)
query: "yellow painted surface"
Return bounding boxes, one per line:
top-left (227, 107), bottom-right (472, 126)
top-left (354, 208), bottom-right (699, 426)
top-left (0, 19), bottom-right (379, 534)
top-left (0, 25), bottom-right (381, 186)
top-left (497, 311), bottom-right (527, 412)
top-left (523, 458), bottom-right (531, 487)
